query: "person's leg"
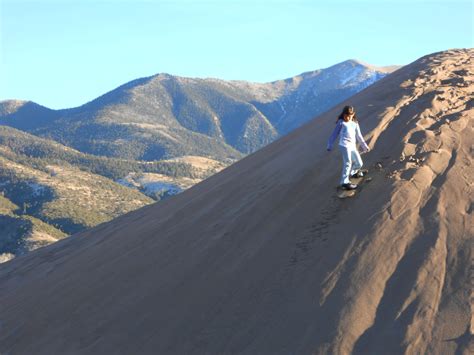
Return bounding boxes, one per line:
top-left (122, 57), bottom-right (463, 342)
top-left (339, 145), bottom-right (352, 185)
top-left (350, 148), bottom-right (363, 176)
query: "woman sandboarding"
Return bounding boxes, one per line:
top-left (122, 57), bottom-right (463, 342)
top-left (327, 105), bottom-right (370, 190)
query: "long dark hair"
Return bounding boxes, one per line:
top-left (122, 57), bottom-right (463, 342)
top-left (337, 105), bottom-right (358, 122)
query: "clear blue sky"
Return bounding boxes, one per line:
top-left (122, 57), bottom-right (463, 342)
top-left (1, 0), bottom-right (472, 109)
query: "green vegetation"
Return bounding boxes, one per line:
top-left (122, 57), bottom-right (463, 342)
top-left (0, 213), bottom-right (67, 259)
top-left (0, 194), bottom-right (18, 215)
top-left (0, 126), bottom-right (204, 180)
top-left (0, 153), bottom-right (154, 231)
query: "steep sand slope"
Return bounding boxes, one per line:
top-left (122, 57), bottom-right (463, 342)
top-left (0, 49), bottom-right (472, 354)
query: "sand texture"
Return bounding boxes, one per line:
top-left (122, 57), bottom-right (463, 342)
top-left (0, 48), bottom-right (472, 354)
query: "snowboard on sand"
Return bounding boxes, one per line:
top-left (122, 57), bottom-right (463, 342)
top-left (336, 169), bottom-right (371, 199)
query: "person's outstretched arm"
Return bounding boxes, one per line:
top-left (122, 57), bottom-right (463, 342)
top-left (355, 123), bottom-right (369, 151)
top-left (327, 120), bottom-right (343, 151)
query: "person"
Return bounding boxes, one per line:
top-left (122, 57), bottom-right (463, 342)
top-left (327, 105), bottom-right (370, 190)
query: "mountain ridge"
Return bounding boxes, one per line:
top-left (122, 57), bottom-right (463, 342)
top-left (0, 59), bottom-right (398, 111)
top-left (0, 59), bottom-right (399, 160)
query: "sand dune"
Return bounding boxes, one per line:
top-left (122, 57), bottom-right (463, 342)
top-left (0, 48), bottom-right (472, 354)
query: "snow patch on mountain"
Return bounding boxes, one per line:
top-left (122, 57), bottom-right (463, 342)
top-left (117, 172), bottom-right (184, 199)
top-left (142, 181), bottom-right (181, 195)
top-left (340, 66), bottom-right (365, 86)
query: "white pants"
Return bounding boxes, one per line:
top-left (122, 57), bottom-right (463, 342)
top-left (339, 145), bottom-right (363, 184)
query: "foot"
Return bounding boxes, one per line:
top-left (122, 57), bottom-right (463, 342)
top-left (341, 183), bottom-right (358, 190)
top-left (351, 170), bottom-right (367, 178)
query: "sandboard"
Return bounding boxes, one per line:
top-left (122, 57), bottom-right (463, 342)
top-left (336, 170), bottom-right (371, 199)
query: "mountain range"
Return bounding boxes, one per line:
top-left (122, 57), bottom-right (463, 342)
top-left (0, 48), bottom-right (471, 354)
top-left (0, 60), bottom-right (397, 160)
top-left (0, 59), bottom-right (397, 260)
